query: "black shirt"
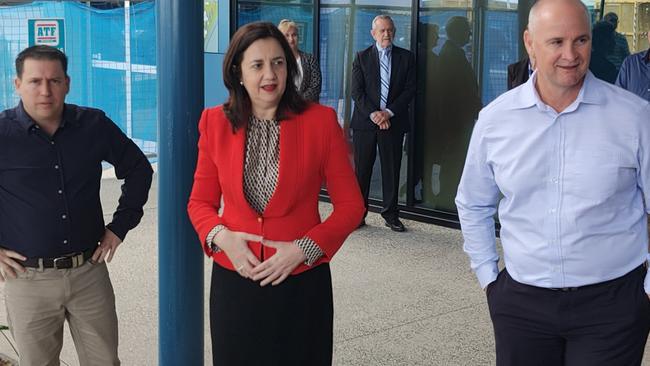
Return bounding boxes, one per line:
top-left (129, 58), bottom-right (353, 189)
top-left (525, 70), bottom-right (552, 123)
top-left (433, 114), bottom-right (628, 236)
top-left (0, 102), bottom-right (153, 258)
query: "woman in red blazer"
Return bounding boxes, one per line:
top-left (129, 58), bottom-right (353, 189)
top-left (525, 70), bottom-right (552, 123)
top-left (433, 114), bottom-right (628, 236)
top-left (187, 22), bottom-right (364, 365)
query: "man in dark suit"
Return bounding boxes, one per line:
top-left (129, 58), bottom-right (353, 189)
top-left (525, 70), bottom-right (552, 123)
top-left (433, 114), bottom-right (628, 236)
top-left (434, 16), bottom-right (481, 211)
top-left (351, 15), bottom-right (415, 232)
top-left (507, 56), bottom-right (532, 90)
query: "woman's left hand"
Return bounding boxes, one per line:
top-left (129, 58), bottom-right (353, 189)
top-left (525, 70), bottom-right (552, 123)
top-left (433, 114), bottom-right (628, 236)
top-left (251, 240), bottom-right (306, 286)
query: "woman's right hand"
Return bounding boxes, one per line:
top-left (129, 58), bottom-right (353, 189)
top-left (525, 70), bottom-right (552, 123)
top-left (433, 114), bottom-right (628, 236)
top-left (213, 229), bottom-right (263, 279)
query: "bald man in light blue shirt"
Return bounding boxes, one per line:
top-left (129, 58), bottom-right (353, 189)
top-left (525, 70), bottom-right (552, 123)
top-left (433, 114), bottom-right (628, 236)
top-left (456, 0), bottom-right (650, 364)
top-left (457, 70), bottom-right (650, 292)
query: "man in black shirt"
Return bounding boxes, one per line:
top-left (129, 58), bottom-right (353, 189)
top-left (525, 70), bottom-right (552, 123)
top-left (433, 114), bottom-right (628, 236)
top-left (0, 45), bottom-right (152, 364)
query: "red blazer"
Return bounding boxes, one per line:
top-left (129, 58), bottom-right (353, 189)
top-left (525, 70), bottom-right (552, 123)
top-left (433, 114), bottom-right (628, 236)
top-left (187, 103), bottom-right (364, 274)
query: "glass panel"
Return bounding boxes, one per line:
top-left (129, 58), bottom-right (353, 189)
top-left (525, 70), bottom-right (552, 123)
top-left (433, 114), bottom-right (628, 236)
top-left (638, 3), bottom-right (650, 51)
top-left (355, 0), bottom-right (412, 6)
top-left (605, 0), bottom-right (650, 53)
top-left (640, 3), bottom-right (650, 32)
top-left (619, 3), bottom-right (636, 34)
top-left (319, 7), bottom-right (351, 119)
top-left (350, 8), bottom-right (412, 205)
top-left (415, 7), bottom-right (479, 212)
top-left (604, 1), bottom-right (650, 54)
top-left (237, 2), bottom-right (315, 53)
top-left (421, 0), bottom-right (472, 7)
top-left (244, 0), bottom-right (313, 3)
top-left (204, 0), bottom-right (219, 53)
top-left (481, 10), bottom-right (518, 104)
top-left (486, 0), bottom-right (518, 10)
top-left (321, 0), bottom-right (351, 5)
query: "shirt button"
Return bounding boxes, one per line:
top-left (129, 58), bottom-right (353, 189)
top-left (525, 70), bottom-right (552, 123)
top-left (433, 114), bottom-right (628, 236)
top-left (50, 141), bottom-right (55, 145)
top-left (54, 165), bottom-right (59, 169)
top-left (61, 214), bottom-right (67, 219)
top-left (257, 217), bottom-right (263, 223)
top-left (552, 178), bottom-right (558, 183)
top-left (57, 189), bottom-right (63, 194)
top-left (549, 208), bottom-right (556, 214)
top-left (63, 239), bottom-right (68, 244)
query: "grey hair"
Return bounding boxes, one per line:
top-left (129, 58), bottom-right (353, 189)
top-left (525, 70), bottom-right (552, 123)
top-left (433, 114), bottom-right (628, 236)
top-left (372, 15), bottom-right (395, 30)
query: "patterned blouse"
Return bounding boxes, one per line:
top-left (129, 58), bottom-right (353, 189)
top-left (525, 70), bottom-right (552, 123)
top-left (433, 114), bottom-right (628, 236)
top-left (206, 115), bottom-right (323, 266)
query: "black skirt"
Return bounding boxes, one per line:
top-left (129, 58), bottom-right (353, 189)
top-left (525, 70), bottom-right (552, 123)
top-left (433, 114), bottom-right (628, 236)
top-left (210, 262), bottom-right (333, 366)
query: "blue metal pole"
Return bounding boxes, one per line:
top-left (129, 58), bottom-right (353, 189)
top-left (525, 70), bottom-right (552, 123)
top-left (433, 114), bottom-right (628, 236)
top-left (157, 1), bottom-right (204, 364)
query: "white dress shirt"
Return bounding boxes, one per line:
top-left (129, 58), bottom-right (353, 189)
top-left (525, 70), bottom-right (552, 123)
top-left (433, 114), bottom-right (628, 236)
top-left (456, 71), bottom-right (650, 291)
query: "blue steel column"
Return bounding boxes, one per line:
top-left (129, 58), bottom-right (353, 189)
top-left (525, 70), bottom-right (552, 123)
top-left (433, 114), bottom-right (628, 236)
top-left (157, 1), bottom-right (204, 364)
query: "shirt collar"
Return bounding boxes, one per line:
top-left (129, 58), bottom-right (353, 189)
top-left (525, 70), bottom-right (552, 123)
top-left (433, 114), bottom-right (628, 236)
top-left (507, 70), bottom-right (603, 111)
top-left (15, 101), bottom-right (77, 133)
top-left (375, 42), bottom-right (392, 54)
top-left (578, 71), bottom-right (605, 105)
top-left (15, 101), bottom-right (37, 132)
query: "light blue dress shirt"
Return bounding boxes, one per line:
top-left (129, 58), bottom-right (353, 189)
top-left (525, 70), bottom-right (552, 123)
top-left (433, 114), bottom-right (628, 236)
top-left (456, 71), bottom-right (650, 292)
top-left (615, 49), bottom-right (650, 102)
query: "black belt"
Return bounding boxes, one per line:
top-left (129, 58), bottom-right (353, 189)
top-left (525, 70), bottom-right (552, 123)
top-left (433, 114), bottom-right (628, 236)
top-left (548, 264), bottom-right (646, 292)
top-left (20, 248), bottom-right (95, 269)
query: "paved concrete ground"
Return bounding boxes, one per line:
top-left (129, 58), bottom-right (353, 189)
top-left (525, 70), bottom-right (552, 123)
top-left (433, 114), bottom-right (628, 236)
top-left (2, 174), bottom-right (650, 365)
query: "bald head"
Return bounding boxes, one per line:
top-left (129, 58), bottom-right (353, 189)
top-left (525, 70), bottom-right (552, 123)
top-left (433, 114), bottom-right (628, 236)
top-left (528, 0), bottom-right (591, 36)
top-left (523, 0), bottom-right (592, 110)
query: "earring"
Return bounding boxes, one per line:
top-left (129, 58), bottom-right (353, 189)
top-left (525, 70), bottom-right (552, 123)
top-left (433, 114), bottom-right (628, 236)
top-left (239, 81), bottom-right (243, 85)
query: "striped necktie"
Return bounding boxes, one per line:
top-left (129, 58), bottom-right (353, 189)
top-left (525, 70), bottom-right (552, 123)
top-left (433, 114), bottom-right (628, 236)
top-left (380, 48), bottom-right (390, 109)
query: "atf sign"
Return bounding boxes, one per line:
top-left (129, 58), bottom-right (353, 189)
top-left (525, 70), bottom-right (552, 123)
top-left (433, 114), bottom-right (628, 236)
top-left (28, 19), bottom-right (65, 52)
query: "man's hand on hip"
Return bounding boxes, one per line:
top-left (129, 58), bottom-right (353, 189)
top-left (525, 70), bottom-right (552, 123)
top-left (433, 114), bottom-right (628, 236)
top-left (0, 247), bottom-right (26, 282)
top-left (92, 228), bottom-right (122, 263)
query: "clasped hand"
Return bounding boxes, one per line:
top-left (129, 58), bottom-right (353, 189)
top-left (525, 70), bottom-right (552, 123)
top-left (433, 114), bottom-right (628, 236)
top-left (370, 110), bottom-right (391, 130)
top-left (214, 229), bottom-right (307, 286)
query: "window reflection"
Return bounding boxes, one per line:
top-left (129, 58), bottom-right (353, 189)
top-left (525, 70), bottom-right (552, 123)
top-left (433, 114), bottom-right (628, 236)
top-left (415, 9), bottom-right (480, 211)
top-left (319, 7), bottom-right (351, 116)
top-left (237, 3), bottom-right (315, 53)
top-left (231, 0), bottom-right (650, 222)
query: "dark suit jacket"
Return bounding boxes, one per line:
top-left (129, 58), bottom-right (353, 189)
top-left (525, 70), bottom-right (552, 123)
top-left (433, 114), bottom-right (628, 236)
top-left (298, 50), bottom-right (322, 103)
top-left (507, 57), bottom-right (530, 90)
top-left (590, 52), bottom-right (618, 84)
top-left (350, 44), bottom-right (416, 133)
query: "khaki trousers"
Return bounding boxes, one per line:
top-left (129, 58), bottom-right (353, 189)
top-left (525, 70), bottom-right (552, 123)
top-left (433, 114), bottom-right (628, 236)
top-left (4, 261), bottom-right (120, 366)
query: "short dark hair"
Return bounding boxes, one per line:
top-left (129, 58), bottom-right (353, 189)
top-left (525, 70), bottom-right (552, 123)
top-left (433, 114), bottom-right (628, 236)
top-left (446, 16), bottom-right (470, 44)
top-left (15, 45), bottom-right (68, 78)
top-left (604, 12), bottom-right (618, 25)
top-left (222, 21), bottom-right (306, 131)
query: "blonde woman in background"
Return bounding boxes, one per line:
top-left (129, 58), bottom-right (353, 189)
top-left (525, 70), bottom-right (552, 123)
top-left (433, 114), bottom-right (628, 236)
top-left (278, 19), bottom-right (322, 102)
